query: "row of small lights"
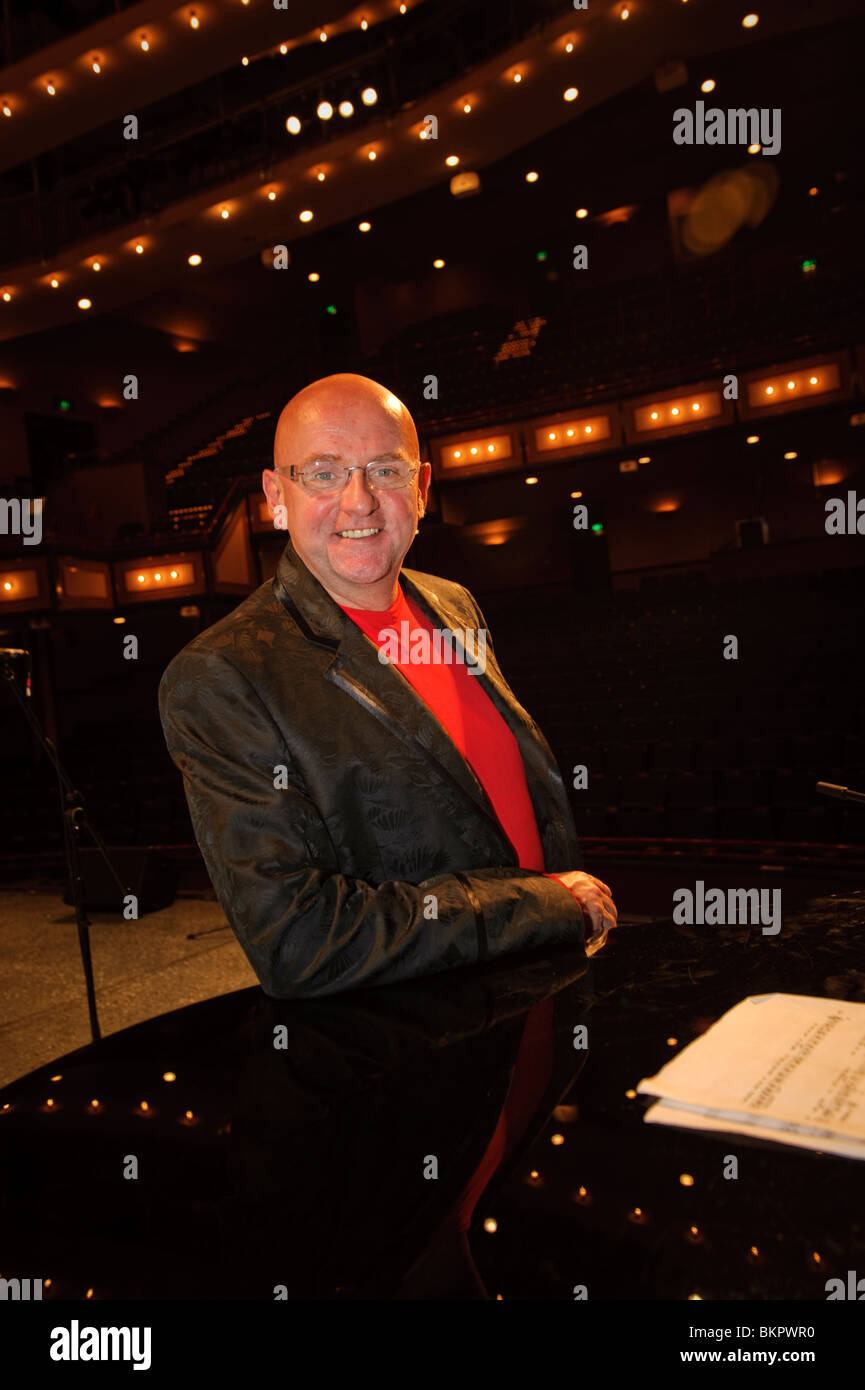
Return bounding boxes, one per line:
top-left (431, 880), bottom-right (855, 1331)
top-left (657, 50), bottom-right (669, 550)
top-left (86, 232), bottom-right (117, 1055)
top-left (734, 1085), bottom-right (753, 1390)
top-left (0, 5), bottom-right (417, 116)
top-left (0, 13), bottom-right (769, 303)
top-left (0, 9), bottom-right (763, 113)
top-left (475, 420), bottom-right (808, 489)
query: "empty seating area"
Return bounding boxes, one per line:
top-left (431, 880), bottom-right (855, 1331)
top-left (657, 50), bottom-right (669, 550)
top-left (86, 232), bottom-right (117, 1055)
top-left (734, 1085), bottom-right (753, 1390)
top-left (372, 231), bottom-right (864, 435)
top-left (142, 220), bottom-right (864, 531)
top-left (2, 566), bottom-right (860, 876)
top-left (479, 566), bottom-right (865, 847)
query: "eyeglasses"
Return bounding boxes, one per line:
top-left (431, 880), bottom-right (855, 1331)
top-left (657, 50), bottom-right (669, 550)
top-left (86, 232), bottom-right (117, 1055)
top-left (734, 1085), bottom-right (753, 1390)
top-left (277, 460), bottom-right (421, 495)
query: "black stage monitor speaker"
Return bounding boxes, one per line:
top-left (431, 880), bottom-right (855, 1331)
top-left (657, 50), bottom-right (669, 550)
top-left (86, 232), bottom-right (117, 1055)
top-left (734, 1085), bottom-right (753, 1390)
top-left (63, 847), bottom-right (179, 916)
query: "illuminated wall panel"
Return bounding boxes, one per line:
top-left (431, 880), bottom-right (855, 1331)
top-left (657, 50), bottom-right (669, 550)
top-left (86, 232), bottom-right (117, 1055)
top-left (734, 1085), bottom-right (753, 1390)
top-left (526, 410), bottom-right (617, 464)
top-left (625, 383), bottom-right (728, 443)
top-left (115, 554), bottom-right (203, 603)
top-left (0, 561), bottom-right (47, 610)
top-left (431, 431), bottom-right (517, 481)
top-left (740, 357), bottom-right (847, 418)
top-left (57, 556), bottom-right (112, 609)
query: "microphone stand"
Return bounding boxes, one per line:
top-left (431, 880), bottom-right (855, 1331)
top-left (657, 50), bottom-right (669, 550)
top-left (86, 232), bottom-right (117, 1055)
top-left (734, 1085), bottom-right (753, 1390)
top-left (2, 654), bottom-right (131, 1044)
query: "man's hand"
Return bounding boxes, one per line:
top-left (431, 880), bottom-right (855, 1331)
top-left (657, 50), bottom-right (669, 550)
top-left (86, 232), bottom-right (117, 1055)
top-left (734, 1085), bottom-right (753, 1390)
top-left (554, 870), bottom-right (618, 956)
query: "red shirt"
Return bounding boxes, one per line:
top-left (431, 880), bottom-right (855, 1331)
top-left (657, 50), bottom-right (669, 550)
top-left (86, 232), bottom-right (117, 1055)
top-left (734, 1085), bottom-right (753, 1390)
top-left (338, 583), bottom-right (546, 869)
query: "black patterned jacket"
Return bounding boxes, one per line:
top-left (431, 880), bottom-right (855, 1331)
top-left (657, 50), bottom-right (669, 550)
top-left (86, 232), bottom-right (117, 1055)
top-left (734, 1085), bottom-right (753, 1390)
top-left (158, 535), bottom-right (586, 998)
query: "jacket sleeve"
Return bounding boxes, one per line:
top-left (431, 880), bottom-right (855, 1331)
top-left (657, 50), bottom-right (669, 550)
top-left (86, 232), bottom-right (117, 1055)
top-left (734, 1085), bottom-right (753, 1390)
top-left (158, 647), bottom-right (586, 1000)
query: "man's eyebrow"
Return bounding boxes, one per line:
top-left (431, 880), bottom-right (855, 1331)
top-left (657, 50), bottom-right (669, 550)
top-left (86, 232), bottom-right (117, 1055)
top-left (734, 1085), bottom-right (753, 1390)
top-left (298, 449), bottom-right (411, 466)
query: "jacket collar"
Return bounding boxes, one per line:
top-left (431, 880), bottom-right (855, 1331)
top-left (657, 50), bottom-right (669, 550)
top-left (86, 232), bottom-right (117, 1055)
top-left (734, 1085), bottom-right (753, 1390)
top-left (272, 536), bottom-right (570, 866)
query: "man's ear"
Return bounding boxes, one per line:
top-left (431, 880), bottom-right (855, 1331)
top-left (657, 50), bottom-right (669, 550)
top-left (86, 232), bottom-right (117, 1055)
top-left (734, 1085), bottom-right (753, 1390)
top-left (262, 467), bottom-right (282, 514)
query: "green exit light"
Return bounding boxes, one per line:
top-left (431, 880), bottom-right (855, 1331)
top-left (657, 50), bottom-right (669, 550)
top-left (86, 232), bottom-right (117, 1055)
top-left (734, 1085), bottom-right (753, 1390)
top-left (56, 397), bottom-right (72, 411)
top-left (801, 258), bottom-right (817, 273)
top-left (591, 522), bottom-right (604, 533)
top-left (535, 250), bottom-right (548, 262)
top-left (326, 304), bottom-right (337, 315)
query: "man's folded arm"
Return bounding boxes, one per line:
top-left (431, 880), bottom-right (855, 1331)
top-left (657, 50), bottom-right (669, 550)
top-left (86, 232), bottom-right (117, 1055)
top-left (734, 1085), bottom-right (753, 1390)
top-left (159, 650), bottom-right (585, 999)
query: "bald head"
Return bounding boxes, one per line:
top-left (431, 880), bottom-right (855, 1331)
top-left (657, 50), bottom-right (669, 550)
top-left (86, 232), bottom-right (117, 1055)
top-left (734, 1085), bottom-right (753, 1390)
top-left (274, 373), bottom-right (418, 472)
top-left (263, 372), bottom-right (430, 609)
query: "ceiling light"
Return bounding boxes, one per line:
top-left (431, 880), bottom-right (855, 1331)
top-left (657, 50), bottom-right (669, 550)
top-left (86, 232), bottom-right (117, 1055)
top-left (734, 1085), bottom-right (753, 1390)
top-left (91, 260), bottom-right (101, 271)
top-left (92, 59), bottom-right (102, 74)
top-left (445, 154), bottom-right (459, 166)
top-left (462, 102), bottom-right (471, 113)
top-left (188, 253), bottom-right (202, 265)
top-left (139, 35), bottom-right (149, 51)
top-left (1, 102), bottom-right (11, 116)
top-left (361, 17), bottom-right (368, 29)
top-left (512, 72), bottom-right (522, 83)
top-left (433, 258), bottom-right (445, 268)
top-left (742, 14), bottom-right (759, 28)
top-left (267, 191), bottom-right (277, 200)
top-left (1, 290), bottom-right (11, 301)
top-left (784, 451), bottom-right (798, 460)
top-left (286, 115), bottom-right (301, 134)
top-left (299, 209), bottom-right (313, 222)
top-left (50, 277), bottom-right (59, 287)
top-left (748, 143), bottom-right (761, 154)
top-left (339, 100), bottom-right (354, 117)
top-left (701, 79), bottom-right (715, 93)
top-left (525, 170), bottom-right (539, 183)
top-left (399, 2), bottom-right (407, 11)
top-left (367, 149), bottom-right (377, 160)
top-left (565, 41), bottom-right (574, 52)
top-left (308, 272), bottom-right (320, 282)
top-left (317, 101), bottom-right (333, 120)
top-left (189, 10), bottom-right (199, 28)
top-left (576, 207), bottom-right (588, 218)
top-left (525, 476), bottom-right (538, 485)
top-left (78, 298), bottom-right (91, 309)
top-left (746, 436), bottom-right (759, 444)
top-left (319, 30), bottom-right (327, 42)
top-left (280, 44), bottom-right (288, 54)
top-left (564, 87), bottom-right (578, 102)
top-left (361, 87), bottom-right (378, 105)
top-left (220, 208), bottom-right (229, 218)
top-left (135, 242), bottom-right (144, 252)
top-left (358, 221), bottom-right (371, 232)
top-left (46, 81), bottom-right (56, 95)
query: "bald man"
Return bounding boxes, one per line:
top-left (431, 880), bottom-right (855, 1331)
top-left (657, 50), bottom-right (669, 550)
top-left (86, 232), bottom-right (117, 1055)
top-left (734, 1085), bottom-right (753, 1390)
top-left (159, 374), bottom-right (616, 999)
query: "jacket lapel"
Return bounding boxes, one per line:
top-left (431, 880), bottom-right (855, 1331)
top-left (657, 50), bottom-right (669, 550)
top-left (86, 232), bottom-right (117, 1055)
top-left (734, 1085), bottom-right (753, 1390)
top-left (401, 569), bottom-right (575, 868)
top-left (271, 537), bottom-right (570, 866)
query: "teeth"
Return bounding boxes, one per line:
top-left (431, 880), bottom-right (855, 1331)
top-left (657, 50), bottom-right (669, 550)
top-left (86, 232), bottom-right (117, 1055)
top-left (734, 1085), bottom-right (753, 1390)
top-left (337, 528), bottom-right (380, 538)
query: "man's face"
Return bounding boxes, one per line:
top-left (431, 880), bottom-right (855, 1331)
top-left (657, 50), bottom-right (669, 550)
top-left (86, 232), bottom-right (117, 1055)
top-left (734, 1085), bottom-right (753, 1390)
top-left (263, 385), bottom-right (429, 608)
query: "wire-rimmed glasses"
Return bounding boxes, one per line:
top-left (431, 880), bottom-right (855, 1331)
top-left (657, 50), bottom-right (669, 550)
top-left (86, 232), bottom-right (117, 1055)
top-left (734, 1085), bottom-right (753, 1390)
top-left (276, 459), bottom-right (421, 494)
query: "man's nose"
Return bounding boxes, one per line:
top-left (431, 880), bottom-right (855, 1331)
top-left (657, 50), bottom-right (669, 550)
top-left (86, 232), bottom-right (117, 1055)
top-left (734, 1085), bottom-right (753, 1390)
top-left (340, 468), bottom-right (378, 508)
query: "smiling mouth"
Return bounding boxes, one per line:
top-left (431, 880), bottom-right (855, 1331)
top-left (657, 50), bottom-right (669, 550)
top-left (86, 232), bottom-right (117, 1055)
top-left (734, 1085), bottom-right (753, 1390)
top-left (335, 527), bottom-right (382, 538)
